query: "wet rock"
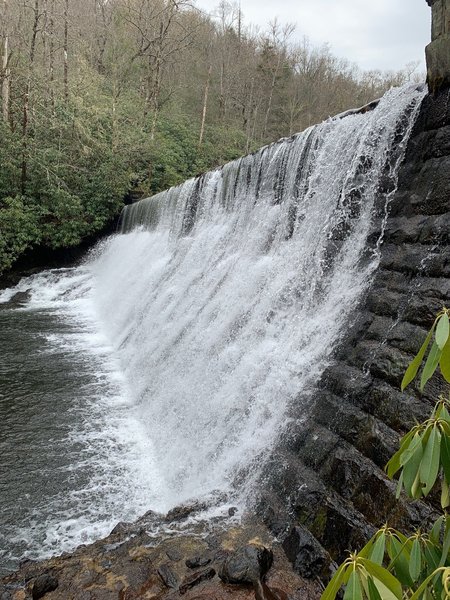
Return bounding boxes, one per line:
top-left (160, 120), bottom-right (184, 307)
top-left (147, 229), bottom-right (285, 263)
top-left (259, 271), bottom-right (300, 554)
top-left (228, 507), bottom-right (238, 516)
top-left (133, 509), bottom-right (165, 534)
top-left (282, 526), bottom-right (330, 580)
top-left (5, 289), bottom-right (31, 306)
top-left (219, 545), bottom-right (273, 585)
top-left (179, 567), bottom-right (216, 594)
top-left (290, 486), bottom-right (375, 564)
top-left (254, 580), bottom-right (290, 600)
top-left (185, 556), bottom-right (211, 569)
top-left (157, 564), bottom-right (179, 589)
top-left (166, 548), bottom-right (183, 561)
top-left (110, 521), bottom-right (132, 536)
top-left (252, 491), bottom-right (292, 538)
top-left (31, 573), bottom-right (58, 599)
top-left (165, 502), bottom-right (208, 522)
top-left (0, 586), bottom-right (18, 600)
top-left (312, 391), bottom-right (397, 467)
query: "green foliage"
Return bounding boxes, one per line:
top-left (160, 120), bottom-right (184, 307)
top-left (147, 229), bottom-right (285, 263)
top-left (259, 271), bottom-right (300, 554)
top-left (322, 522), bottom-right (450, 599)
top-left (0, 75), bottom-right (254, 274)
top-left (402, 310), bottom-right (450, 391)
top-left (1, 0), bottom-right (418, 275)
top-left (385, 397), bottom-right (450, 506)
top-left (321, 310), bottom-right (450, 600)
top-left (0, 196), bottom-right (41, 272)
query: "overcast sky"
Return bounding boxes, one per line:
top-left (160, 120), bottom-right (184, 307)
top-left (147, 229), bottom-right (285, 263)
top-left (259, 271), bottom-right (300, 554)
top-left (194, 0), bottom-right (431, 73)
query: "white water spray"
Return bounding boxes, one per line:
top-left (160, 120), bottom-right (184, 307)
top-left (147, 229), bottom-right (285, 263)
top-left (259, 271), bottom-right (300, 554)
top-left (93, 84), bottom-right (425, 507)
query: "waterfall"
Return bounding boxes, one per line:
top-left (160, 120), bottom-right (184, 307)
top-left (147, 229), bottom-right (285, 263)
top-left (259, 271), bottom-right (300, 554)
top-left (0, 84), bottom-right (426, 571)
top-left (92, 84), bottom-right (425, 509)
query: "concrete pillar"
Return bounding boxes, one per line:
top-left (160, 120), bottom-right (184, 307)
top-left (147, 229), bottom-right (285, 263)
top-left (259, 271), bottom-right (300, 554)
top-left (425, 0), bottom-right (450, 92)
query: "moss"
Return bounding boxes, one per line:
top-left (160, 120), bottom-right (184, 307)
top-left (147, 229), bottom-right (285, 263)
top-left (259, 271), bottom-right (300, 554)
top-left (296, 507), bottom-right (328, 540)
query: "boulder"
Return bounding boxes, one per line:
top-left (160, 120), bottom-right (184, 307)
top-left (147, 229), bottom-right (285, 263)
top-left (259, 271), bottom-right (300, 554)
top-left (219, 545), bottom-right (273, 585)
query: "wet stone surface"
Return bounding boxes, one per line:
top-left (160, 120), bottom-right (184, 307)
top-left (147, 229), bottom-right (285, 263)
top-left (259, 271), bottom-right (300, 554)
top-left (0, 509), bottom-right (321, 600)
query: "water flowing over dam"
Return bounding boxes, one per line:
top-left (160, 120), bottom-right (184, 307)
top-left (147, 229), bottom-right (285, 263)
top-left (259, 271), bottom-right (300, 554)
top-left (0, 84), bottom-right (425, 573)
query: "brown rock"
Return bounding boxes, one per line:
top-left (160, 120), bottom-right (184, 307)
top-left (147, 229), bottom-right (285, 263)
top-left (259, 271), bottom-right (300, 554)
top-left (179, 567), bottom-right (216, 594)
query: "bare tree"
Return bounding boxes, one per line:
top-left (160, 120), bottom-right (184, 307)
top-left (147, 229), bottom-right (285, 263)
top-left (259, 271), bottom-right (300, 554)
top-left (1, 0), bottom-right (11, 123)
top-left (260, 20), bottom-right (294, 141)
top-left (198, 62), bottom-right (211, 147)
top-left (21, 0), bottom-right (43, 192)
top-left (125, 0), bottom-right (195, 138)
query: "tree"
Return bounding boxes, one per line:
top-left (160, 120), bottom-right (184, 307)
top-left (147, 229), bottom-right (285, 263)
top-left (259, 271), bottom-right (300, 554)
top-left (0, 0), bottom-right (421, 275)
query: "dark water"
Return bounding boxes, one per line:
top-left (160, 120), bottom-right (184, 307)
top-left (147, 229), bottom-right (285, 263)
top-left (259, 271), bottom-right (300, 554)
top-left (0, 270), bottom-right (158, 577)
top-left (0, 307), bottom-right (92, 575)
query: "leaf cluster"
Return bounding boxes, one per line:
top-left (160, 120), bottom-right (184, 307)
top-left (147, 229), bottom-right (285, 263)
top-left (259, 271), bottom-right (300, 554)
top-left (322, 523), bottom-right (450, 599)
top-left (321, 310), bottom-right (450, 600)
top-left (402, 311), bottom-right (450, 391)
top-left (386, 398), bottom-right (450, 507)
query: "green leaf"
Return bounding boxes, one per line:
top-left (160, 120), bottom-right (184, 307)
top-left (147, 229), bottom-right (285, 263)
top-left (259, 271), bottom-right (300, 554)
top-left (387, 536), bottom-right (413, 587)
top-left (358, 533), bottom-right (378, 559)
top-left (360, 559), bottom-right (402, 599)
top-left (430, 515), bottom-right (445, 545)
top-left (420, 341), bottom-right (442, 391)
top-left (400, 431), bottom-right (422, 466)
top-left (395, 470), bottom-right (403, 499)
top-left (442, 475), bottom-right (450, 509)
top-left (423, 540), bottom-right (440, 574)
top-left (409, 537), bottom-right (422, 582)
top-left (439, 518), bottom-right (450, 567)
top-left (441, 431), bottom-right (450, 485)
top-left (436, 313), bottom-right (449, 350)
top-left (401, 326), bottom-right (435, 391)
top-left (343, 570), bottom-right (363, 600)
top-left (371, 577), bottom-right (400, 600)
top-left (409, 567), bottom-right (447, 600)
top-left (440, 337), bottom-right (450, 383)
top-left (440, 402), bottom-right (450, 423)
top-left (386, 449), bottom-right (402, 479)
top-left (369, 532), bottom-right (385, 565)
top-left (321, 562), bottom-right (349, 600)
top-left (431, 570), bottom-right (444, 599)
top-left (419, 425), bottom-right (441, 495)
top-left (402, 433), bottom-right (424, 497)
top-left (387, 428), bottom-right (420, 478)
top-left (367, 577), bottom-right (382, 600)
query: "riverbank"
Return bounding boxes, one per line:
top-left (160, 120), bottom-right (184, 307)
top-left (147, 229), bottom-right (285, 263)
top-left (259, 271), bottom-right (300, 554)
top-left (0, 218), bottom-right (118, 291)
top-left (0, 505), bottom-right (322, 600)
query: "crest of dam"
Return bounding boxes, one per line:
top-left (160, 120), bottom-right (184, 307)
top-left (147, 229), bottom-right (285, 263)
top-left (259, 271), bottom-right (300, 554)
top-left (98, 83), bottom-right (426, 508)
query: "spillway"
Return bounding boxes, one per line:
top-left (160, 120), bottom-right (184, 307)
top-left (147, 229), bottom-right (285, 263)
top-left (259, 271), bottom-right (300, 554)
top-left (0, 84), bottom-right (425, 573)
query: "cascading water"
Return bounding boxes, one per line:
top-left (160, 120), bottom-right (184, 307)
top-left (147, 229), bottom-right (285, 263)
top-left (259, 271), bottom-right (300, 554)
top-left (0, 84), bottom-right (425, 573)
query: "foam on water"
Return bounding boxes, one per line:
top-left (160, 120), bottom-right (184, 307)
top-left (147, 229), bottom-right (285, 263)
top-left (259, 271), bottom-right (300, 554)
top-left (0, 268), bottom-right (167, 570)
top-left (0, 84), bottom-right (425, 570)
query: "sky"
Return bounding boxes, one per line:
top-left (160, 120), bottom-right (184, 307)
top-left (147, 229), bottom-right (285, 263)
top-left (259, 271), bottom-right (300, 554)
top-left (194, 0), bottom-right (431, 74)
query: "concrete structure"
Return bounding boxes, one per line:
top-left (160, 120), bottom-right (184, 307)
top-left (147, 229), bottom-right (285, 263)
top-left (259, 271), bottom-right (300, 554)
top-left (426, 0), bottom-right (450, 91)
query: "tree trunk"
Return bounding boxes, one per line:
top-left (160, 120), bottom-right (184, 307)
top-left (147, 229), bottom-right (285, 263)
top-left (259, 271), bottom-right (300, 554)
top-left (244, 78), bottom-right (255, 153)
top-left (21, 0), bottom-right (40, 194)
top-left (95, 0), bottom-right (108, 73)
top-left (150, 51), bottom-right (162, 141)
top-left (63, 0), bottom-right (69, 102)
top-left (2, 34), bottom-right (9, 123)
top-left (262, 70), bottom-right (277, 142)
top-left (49, 0), bottom-right (55, 110)
top-left (198, 64), bottom-right (212, 148)
top-left (219, 61), bottom-right (226, 121)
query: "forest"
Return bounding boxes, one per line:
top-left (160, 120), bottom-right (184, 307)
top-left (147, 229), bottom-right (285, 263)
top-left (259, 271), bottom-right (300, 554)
top-left (0, 0), bottom-right (421, 273)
